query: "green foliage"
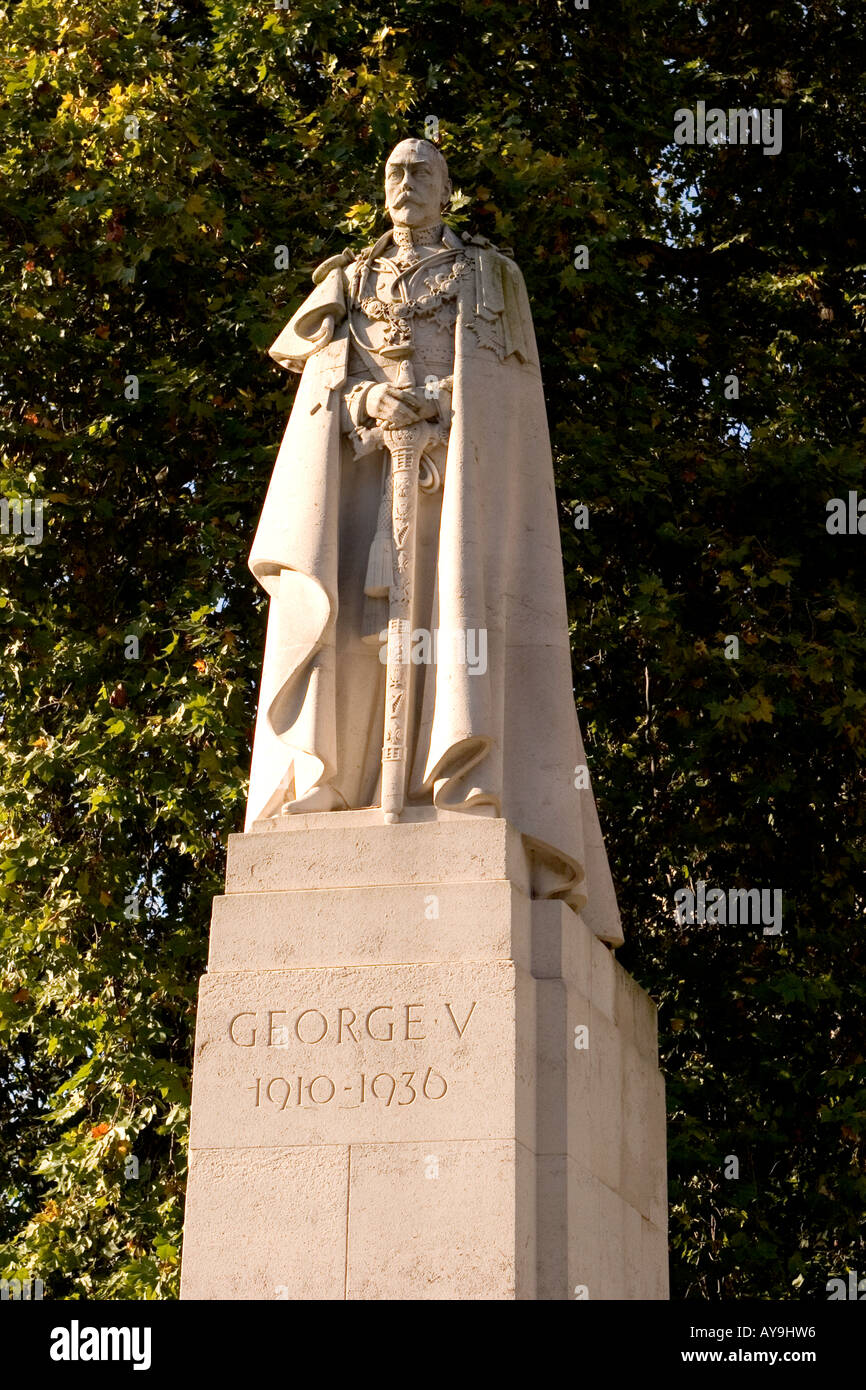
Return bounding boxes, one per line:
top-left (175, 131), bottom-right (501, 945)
top-left (1, 0), bottom-right (864, 1298)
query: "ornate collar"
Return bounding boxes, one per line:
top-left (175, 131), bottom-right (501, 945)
top-left (391, 223), bottom-right (444, 249)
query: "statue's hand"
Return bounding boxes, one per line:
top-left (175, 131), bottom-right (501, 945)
top-left (366, 383), bottom-right (429, 428)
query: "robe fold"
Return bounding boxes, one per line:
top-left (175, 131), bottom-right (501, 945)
top-left (245, 237), bottom-right (623, 946)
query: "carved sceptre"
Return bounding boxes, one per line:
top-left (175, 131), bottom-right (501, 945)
top-left (380, 359), bottom-right (435, 823)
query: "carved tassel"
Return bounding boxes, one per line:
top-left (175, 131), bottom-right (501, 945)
top-left (362, 467), bottom-right (392, 644)
top-left (364, 471), bottom-right (393, 599)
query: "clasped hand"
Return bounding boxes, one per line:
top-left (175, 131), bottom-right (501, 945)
top-left (366, 383), bottom-right (439, 429)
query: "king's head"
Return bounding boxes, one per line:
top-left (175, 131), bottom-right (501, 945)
top-left (384, 138), bottom-right (452, 230)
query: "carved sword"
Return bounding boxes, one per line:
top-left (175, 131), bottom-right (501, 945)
top-left (380, 359), bottom-right (435, 823)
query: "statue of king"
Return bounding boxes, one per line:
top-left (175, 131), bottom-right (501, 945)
top-left (244, 137), bottom-right (621, 944)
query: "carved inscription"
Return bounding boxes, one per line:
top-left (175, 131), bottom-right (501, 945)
top-left (228, 1001), bottom-right (477, 1047)
top-left (186, 968), bottom-right (524, 1151)
top-left (248, 1067), bottom-right (448, 1110)
top-left (227, 1000), bottom-right (477, 1118)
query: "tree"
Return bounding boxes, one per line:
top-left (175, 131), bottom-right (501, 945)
top-left (1, 0), bottom-right (863, 1298)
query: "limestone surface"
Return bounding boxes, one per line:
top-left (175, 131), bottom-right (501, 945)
top-left (181, 821), bottom-right (667, 1300)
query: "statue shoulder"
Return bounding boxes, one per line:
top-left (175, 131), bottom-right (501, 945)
top-left (311, 249), bottom-right (357, 286)
top-left (311, 233), bottom-right (390, 283)
top-left (460, 233), bottom-right (529, 301)
top-left (269, 255), bottom-right (353, 372)
top-left (460, 235), bottom-right (537, 368)
top-left (460, 232), bottom-right (518, 264)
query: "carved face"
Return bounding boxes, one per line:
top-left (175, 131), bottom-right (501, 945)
top-left (385, 139), bottom-right (451, 228)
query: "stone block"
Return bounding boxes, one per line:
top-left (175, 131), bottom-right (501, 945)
top-left (622, 1199), bottom-right (644, 1299)
top-left (224, 817), bottom-right (530, 896)
top-left (595, 1177), bottom-right (625, 1301)
top-left (565, 1161), bottom-right (600, 1302)
top-left (647, 1067), bottom-right (668, 1230)
top-left (181, 817), bottom-right (668, 1300)
top-left (188, 961), bottom-right (536, 1151)
top-left (621, 1042), bottom-right (652, 1219)
top-left (561, 909), bottom-right (593, 996)
top-left (531, 898), bottom-right (568, 979)
top-left (642, 1218), bottom-right (670, 1300)
top-left (209, 879), bottom-right (531, 973)
top-left (180, 1146), bottom-right (348, 1300)
top-left (589, 929), bottom-right (616, 1022)
top-left (589, 1005), bottom-right (622, 1193)
top-left (612, 952), bottom-right (658, 1060)
top-left (536, 1154), bottom-right (569, 1300)
top-left (634, 983), bottom-right (659, 1060)
top-left (531, 899), bottom-right (592, 993)
top-left (346, 1141), bottom-right (536, 1300)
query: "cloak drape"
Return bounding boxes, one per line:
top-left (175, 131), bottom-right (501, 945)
top-left (245, 241), bottom-right (623, 946)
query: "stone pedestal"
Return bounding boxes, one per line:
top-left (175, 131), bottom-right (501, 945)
top-left (180, 814), bottom-right (668, 1300)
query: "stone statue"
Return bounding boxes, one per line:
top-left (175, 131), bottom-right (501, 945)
top-left (245, 138), bottom-right (621, 943)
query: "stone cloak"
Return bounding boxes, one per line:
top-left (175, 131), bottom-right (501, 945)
top-left (245, 244), bottom-right (622, 945)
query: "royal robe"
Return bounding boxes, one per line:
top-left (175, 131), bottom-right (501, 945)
top-left (245, 228), bottom-right (622, 945)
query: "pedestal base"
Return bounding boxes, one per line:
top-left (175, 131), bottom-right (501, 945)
top-left (180, 816), bottom-right (667, 1300)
